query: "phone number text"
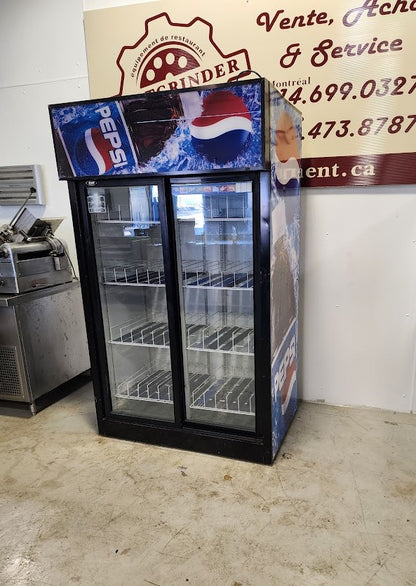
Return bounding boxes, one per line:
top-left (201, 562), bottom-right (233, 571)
top-left (277, 76), bottom-right (416, 105)
top-left (305, 115), bottom-right (416, 140)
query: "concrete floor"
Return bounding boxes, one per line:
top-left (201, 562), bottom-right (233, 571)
top-left (0, 381), bottom-right (415, 586)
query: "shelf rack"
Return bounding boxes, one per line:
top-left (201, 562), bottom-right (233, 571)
top-left (103, 260), bottom-right (253, 290)
top-left (110, 317), bottom-right (170, 348)
top-left (103, 261), bottom-right (166, 287)
top-left (96, 209), bottom-right (251, 223)
top-left (190, 373), bottom-right (255, 415)
top-left (116, 366), bottom-right (173, 403)
top-left (109, 314), bottom-right (254, 355)
top-left (115, 367), bottom-right (255, 415)
top-left (186, 322), bottom-right (254, 355)
top-left (182, 260), bottom-right (252, 289)
top-left (202, 191), bottom-right (251, 221)
top-left (95, 205), bottom-right (160, 223)
top-left (96, 205), bottom-right (132, 222)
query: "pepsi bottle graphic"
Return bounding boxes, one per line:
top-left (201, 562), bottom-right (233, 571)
top-left (120, 93), bottom-right (183, 164)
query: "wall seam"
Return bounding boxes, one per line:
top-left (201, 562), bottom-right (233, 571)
top-left (0, 75), bottom-right (89, 91)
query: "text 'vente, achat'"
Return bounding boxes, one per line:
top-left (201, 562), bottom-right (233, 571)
top-left (343, 0), bottom-right (416, 27)
top-left (256, 9), bottom-right (332, 32)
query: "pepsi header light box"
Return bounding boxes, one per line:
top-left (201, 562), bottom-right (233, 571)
top-left (49, 80), bottom-right (270, 179)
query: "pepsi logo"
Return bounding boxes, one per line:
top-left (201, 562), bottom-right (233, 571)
top-left (280, 353), bottom-right (296, 415)
top-left (74, 105), bottom-right (128, 176)
top-left (274, 332), bottom-right (296, 415)
top-left (190, 90), bottom-right (252, 163)
top-left (76, 127), bottom-right (114, 175)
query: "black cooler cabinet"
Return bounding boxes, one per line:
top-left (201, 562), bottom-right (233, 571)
top-left (49, 78), bottom-right (302, 464)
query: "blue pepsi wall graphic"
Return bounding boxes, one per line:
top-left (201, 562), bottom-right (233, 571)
top-left (50, 82), bottom-right (263, 179)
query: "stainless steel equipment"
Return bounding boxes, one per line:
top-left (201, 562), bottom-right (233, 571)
top-left (0, 197), bottom-right (73, 294)
top-left (0, 195), bottom-right (90, 414)
top-left (0, 239), bottom-right (72, 294)
top-left (0, 281), bottom-right (89, 413)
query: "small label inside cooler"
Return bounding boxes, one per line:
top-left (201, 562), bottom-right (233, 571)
top-left (87, 193), bottom-right (106, 214)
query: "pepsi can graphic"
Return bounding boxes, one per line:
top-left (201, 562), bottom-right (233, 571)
top-left (52, 101), bottom-right (138, 178)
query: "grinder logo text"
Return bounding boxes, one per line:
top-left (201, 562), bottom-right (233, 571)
top-left (116, 12), bottom-right (251, 94)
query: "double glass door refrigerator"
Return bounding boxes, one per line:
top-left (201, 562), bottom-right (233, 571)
top-left (50, 78), bottom-right (302, 464)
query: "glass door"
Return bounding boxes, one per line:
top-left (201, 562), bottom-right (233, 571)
top-left (88, 182), bottom-right (174, 421)
top-left (172, 179), bottom-right (255, 431)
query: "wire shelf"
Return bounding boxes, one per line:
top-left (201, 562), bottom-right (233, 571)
top-left (109, 315), bottom-right (254, 355)
top-left (95, 198), bottom-right (251, 222)
top-left (115, 367), bottom-right (255, 415)
top-left (202, 193), bottom-right (251, 221)
top-left (116, 367), bottom-right (173, 403)
top-left (96, 205), bottom-right (160, 224)
top-left (103, 260), bottom-right (253, 290)
top-left (95, 204), bottom-right (132, 222)
top-left (182, 260), bottom-right (253, 289)
top-left (103, 261), bottom-right (166, 287)
top-left (186, 323), bottom-right (254, 355)
top-left (110, 317), bottom-right (170, 348)
top-left (189, 373), bottom-right (255, 415)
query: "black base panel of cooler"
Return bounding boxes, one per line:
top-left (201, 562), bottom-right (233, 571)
top-left (97, 417), bottom-right (273, 465)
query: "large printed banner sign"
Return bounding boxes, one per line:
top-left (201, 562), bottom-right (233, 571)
top-left (84, 0), bottom-right (416, 187)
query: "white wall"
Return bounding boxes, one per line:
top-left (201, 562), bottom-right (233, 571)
top-left (300, 186), bottom-right (416, 413)
top-left (1, 0), bottom-right (415, 413)
top-left (0, 0), bottom-right (89, 269)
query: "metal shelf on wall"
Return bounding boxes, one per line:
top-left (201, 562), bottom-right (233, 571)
top-left (103, 260), bottom-right (253, 290)
top-left (115, 367), bottom-right (255, 415)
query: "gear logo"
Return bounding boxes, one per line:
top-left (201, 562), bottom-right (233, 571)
top-left (116, 12), bottom-right (251, 94)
